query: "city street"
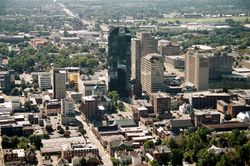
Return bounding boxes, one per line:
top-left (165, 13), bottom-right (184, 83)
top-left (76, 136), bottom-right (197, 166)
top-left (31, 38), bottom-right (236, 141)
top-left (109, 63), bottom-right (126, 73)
top-left (0, 137), bottom-right (4, 165)
top-left (76, 116), bottom-right (112, 166)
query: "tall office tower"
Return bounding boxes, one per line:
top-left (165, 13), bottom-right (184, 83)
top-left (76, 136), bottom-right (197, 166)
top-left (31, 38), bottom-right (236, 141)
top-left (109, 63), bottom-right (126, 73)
top-left (108, 27), bottom-right (131, 97)
top-left (141, 53), bottom-right (164, 94)
top-left (61, 98), bottom-right (75, 125)
top-left (52, 68), bottom-right (66, 99)
top-left (208, 52), bottom-right (233, 80)
top-left (185, 51), bottom-right (209, 91)
top-left (131, 38), bottom-right (142, 81)
top-left (136, 32), bottom-right (157, 57)
top-left (0, 71), bottom-right (11, 92)
top-left (159, 42), bottom-right (180, 56)
top-left (131, 32), bottom-right (157, 98)
top-left (38, 72), bottom-right (51, 90)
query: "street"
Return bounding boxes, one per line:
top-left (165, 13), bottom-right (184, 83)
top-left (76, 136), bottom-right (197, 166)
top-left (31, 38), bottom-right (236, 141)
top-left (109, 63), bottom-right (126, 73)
top-left (76, 116), bottom-right (112, 166)
top-left (0, 137), bottom-right (4, 165)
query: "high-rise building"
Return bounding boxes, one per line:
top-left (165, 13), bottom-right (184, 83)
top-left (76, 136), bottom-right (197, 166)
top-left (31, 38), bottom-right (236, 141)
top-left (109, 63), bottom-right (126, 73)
top-left (61, 97), bottom-right (75, 125)
top-left (141, 53), bottom-right (164, 94)
top-left (131, 32), bottom-right (157, 97)
top-left (185, 51), bottom-right (209, 91)
top-left (80, 96), bottom-right (98, 120)
top-left (131, 38), bottom-right (141, 81)
top-left (38, 72), bottom-right (51, 90)
top-left (207, 52), bottom-right (233, 80)
top-left (108, 27), bottom-right (131, 97)
top-left (52, 68), bottom-right (66, 99)
top-left (159, 42), bottom-right (180, 56)
top-left (136, 32), bottom-right (157, 57)
top-left (185, 50), bottom-right (233, 91)
top-left (0, 71), bottom-right (11, 92)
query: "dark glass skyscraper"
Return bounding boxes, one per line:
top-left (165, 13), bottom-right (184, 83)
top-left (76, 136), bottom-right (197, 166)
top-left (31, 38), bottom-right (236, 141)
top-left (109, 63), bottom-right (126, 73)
top-left (108, 27), bottom-right (131, 98)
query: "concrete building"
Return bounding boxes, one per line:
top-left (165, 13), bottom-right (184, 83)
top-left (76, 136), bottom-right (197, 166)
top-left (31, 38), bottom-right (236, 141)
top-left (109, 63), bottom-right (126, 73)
top-left (208, 52), bottom-right (233, 80)
top-left (150, 92), bottom-right (171, 115)
top-left (185, 91), bottom-right (230, 109)
top-left (159, 42), bottom-right (180, 56)
top-left (242, 60), bottom-right (250, 69)
top-left (52, 68), bottom-right (66, 99)
top-left (131, 32), bottom-right (157, 97)
top-left (165, 55), bottom-right (185, 69)
top-left (38, 72), bottom-right (51, 90)
top-left (61, 98), bottom-right (76, 125)
top-left (141, 53), bottom-right (164, 94)
top-left (0, 71), bottom-right (11, 92)
top-left (108, 27), bottom-right (131, 97)
top-left (136, 32), bottom-right (157, 57)
top-left (185, 51), bottom-right (209, 91)
top-left (194, 111), bottom-right (221, 127)
top-left (131, 38), bottom-right (142, 82)
top-left (61, 143), bottom-right (100, 163)
top-left (80, 96), bottom-right (98, 120)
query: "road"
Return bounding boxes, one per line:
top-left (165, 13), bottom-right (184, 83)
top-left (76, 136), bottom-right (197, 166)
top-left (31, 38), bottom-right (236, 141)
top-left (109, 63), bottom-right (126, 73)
top-left (76, 116), bottom-right (112, 166)
top-left (59, 3), bottom-right (77, 18)
top-left (0, 137), bottom-right (4, 165)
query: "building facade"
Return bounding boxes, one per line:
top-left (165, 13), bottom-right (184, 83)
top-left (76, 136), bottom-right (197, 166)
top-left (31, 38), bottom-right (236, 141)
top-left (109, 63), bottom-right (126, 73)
top-left (52, 68), bottom-right (66, 99)
top-left (159, 42), bottom-right (180, 56)
top-left (61, 98), bottom-right (76, 125)
top-left (185, 51), bottom-right (209, 91)
top-left (141, 53), bottom-right (164, 94)
top-left (38, 72), bottom-right (51, 90)
top-left (108, 27), bottom-right (131, 97)
top-left (80, 96), bottom-right (98, 120)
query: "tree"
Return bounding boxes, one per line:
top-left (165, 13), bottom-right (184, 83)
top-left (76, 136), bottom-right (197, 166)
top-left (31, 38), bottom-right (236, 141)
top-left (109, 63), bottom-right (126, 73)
top-left (17, 137), bottom-right (29, 149)
top-left (2, 136), bottom-right (11, 148)
top-left (170, 148), bottom-right (183, 166)
top-left (216, 154), bottom-right (230, 166)
top-left (57, 125), bottom-right (62, 130)
top-left (29, 135), bottom-right (42, 150)
top-left (150, 160), bottom-right (160, 166)
top-left (197, 150), bottom-right (216, 166)
top-left (110, 157), bottom-right (120, 166)
top-left (42, 134), bottom-right (50, 139)
top-left (155, 137), bottom-right (162, 145)
top-left (64, 131), bottom-right (70, 138)
top-left (238, 143), bottom-right (250, 165)
top-left (10, 88), bottom-right (21, 96)
top-left (224, 114), bottom-right (232, 120)
top-left (108, 91), bottom-right (120, 111)
top-left (143, 140), bottom-right (154, 150)
top-left (117, 101), bottom-right (125, 111)
top-left (228, 129), bottom-right (247, 147)
top-left (20, 79), bottom-right (27, 90)
top-left (33, 83), bottom-right (39, 90)
top-left (45, 125), bottom-right (53, 133)
top-left (80, 157), bottom-right (87, 166)
top-left (59, 128), bottom-right (65, 134)
top-left (184, 151), bottom-right (195, 164)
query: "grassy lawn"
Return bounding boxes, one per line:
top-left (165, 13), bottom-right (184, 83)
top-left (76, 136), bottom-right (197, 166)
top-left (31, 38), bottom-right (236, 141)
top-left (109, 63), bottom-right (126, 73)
top-left (156, 16), bottom-right (250, 23)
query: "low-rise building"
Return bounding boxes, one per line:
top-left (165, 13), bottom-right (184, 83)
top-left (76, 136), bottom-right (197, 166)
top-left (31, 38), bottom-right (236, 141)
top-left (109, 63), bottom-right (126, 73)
top-left (194, 110), bottom-right (221, 127)
top-left (4, 149), bottom-right (25, 163)
top-left (80, 96), bottom-right (98, 120)
top-left (61, 143), bottom-right (100, 163)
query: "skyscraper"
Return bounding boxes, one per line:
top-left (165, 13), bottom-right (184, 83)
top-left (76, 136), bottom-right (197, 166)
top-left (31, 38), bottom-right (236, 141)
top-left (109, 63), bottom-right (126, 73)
top-left (108, 27), bottom-right (131, 97)
top-left (185, 51), bottom-right (209, 91)
top-left (131, 32), bottom-right (157, 97)
top-left (52, 68), bottom-right (66, 99)
top-left (141, 53), bottom-right (164, 94)
top-left (136, 32), bottom-right (157, 57)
